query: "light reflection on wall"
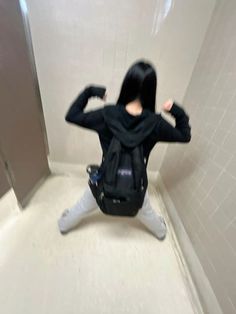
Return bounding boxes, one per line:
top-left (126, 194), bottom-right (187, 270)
top-left (19, 0), bottom-right (28, 15)
top-left (151, 0), bottom-right (174, 35)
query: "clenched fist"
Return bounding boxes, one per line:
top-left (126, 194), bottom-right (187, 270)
top-left (162, 99), bottom-right (174, 112)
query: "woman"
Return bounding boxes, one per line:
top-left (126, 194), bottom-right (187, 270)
top-left (58, 60), bottom-right (191, 239)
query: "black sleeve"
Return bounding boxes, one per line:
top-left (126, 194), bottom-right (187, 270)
top-left (65, 85), bottom-right (106, 132)
top-left (156, 102), bottom-right (191, 143)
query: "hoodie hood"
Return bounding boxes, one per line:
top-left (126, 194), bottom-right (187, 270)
top-left (103, 105), bottom-right (158, 148)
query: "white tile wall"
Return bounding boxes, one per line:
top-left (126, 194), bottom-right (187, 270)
top-left (26, 0), bottom-right (216, 170)
top-left (160, 0), bottom-right (236, 312)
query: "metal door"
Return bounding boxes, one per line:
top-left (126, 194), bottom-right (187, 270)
top-left (0, 0), bottom-right (50, 206)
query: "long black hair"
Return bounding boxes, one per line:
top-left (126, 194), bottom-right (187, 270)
top-left (116, 60), bottom-right (157, 113)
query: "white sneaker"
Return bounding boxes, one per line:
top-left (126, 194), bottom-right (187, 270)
top-left (58, 209), bottom-right (70, 234)
top-left (158, 217), bottom-right (167, 240)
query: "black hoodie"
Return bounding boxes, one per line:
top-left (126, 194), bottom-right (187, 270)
top-left (65, 85), bottom-right (191, 164)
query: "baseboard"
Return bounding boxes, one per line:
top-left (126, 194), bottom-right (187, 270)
top-left (48, 160), bottom-right (88, 179)
top-left (156, 173), bottom-right (223, 314)
top-left (49, 159), bottom-right (159, 184)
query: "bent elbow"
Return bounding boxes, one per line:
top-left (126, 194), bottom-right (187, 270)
top-left (185, 134), bottom-right (191, 143)
top-left (65, 113), bottom-right (72, 123)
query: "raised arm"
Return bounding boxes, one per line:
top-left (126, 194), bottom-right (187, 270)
top-left (65, 85), bottom-right (106, 132)
top-left (157, 100), bottom-right (191, 143)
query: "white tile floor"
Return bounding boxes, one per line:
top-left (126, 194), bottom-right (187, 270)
top-left (0, 175), bottom-right (198, 314)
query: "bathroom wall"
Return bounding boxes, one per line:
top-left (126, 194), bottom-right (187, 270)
top-left (25, 0), bottom-right (215, 170)
top-left (160, 0), bottom-right (236, 313)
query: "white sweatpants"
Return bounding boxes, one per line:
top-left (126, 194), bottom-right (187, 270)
top-left (58, 186), bottom-right (167, 240)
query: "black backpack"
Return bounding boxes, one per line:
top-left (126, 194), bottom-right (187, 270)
top-left (87, 135), bottom-right (148, 217)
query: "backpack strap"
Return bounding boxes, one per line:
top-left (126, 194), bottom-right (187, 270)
top-left (99, 136), bottom-right (120, 180)
top-left (131, 144), bottom-right (146, 190)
